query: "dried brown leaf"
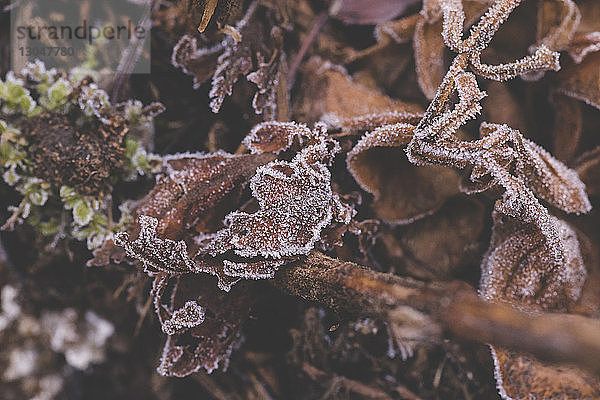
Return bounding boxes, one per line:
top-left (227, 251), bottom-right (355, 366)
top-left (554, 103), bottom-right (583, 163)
top-left (137, 151), bottom-right (277, 239)
top-left (480, 212), bottom-right (586, 311)
top-left (157, 275), bottom-right (250, 376)
top-left (202, 139), bottom-right (340, 262)
top-left (514, 135), bottom-right (591, 214)
top-left (414, 15), bottom-right (445, 99)
top-left (242, 121), bottom-right (311, 155)
top-left (347, 123), bottom-right (460, 224)
top-left (575, 146), bottom-right (600, 198)
top-left (491, 348), bottom-right (600, 400)
top-left (566, 0), bottom-right (600, 63)
top-left (555, 52), bottom-right (600, 110)
top-left (400, 196), bottom-right (485, 280)
top-left (292, 59), bottom-right (422, 124)
top-left (535, 0), bottom-right (581, 52)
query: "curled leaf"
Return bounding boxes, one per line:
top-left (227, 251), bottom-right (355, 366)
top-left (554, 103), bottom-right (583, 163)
top-left (555, 52), bottom-right (600, 110)
top-left (293, 59), bottom-right (422, 124)
top-left (242, 121), bottom-right (311, 154)
top-left (347, 123), bottom-right (460, 224)
top-left (480, 212), bottom-right (586, 311)
top-left (137, 151), bottom-right (276, 239)
top-left (514, 135), bottom-right (591, 214)
top-left (491, 348), bottom-right (600, 400)
top-left (157, 275), bottom-right (250, 376)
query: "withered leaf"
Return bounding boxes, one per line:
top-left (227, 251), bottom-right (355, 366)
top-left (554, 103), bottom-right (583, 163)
top-left (157, 275), bottom-right (250, 376)
top-left (171, 35), bottom-right (223, 89)
top-left (347, 123), bottom-right (460, 224)
top-left (480, 212), bottom-right (586, 311)
top-left (139, 151), bottom-right (276, 239)
top-left (400, 196), bottom-right (485, 280)
top-left (293, 59), bottom-right (422, 124)
top-left (491, 348), bottom-right (600, 400)
top-left (514, 135), bottom-right (591, 215)
top-left (551, 94), bottom-right (582, 161)
top-left (566, 0), bottom-right (600, 63)
top-left (414, 12), bottom-right (445, 99)
top-left (555, 52), bottom-right (600, 110)
top-left (115, 215), bottom-right (240, 291)
top-left (480, 211), bottom-right (600, 399)
top-left (575, 146), bottom-right (600, 198)
top-left (242, 121), bottom-right (311, 155)
top-left (535, 0), bottom-right (581, 52)
top-left (172, 1), bottom-right (286, 116)
top-left (202, 139), bottom-right (339, 262)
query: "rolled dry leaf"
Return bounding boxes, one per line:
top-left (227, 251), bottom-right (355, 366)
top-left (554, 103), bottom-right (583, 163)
top-left (292, 59), bottom-right (422, 124)
top-left (347, 124), bottom-right (460, 224)
top-left (555, 52), bottom-right (600, 110)
top-left (551, 94), bottom-right (582, 161)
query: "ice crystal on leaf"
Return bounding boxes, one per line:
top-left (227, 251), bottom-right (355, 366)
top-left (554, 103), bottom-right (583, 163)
top-left (480, 211), bottom-right (586, 311)
top-left (243, 121), bottom-right (311, 154)
top-left (199, 130), bottom-right (345, 278)
top-left (161, 300), bottom-right (206, 336)
top-left (156, 275), bottom-right (250, 376)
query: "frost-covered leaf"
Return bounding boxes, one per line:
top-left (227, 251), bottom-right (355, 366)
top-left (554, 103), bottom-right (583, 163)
top-left (574, 146), bottom-right (600, 198)
top-left (514, 135), bottom-right (591, 214)
top-left (480, 211), bottom-right (600, 399)
top-left (347, 123), bottom-right (460, 224)
top-left (172, 1), bottom-right (286, 115)
top-left (555, 52), bottom-right (600, 110)
top-left (414, 11), bottom-right (445, 99)
top-left (202, 140), bottom-right (339, 261)
top-left (480, 212), bottom-right (586, 311)
top-left (535, 0), bottom-right (580, 52)
top-left (135, 151), bottom-right (276, 239)
top-left (491, 348), bottom-right (600, 400)
top-left (565, 0), bottom-right (600, 63)
top-left (157, 275), bottom-right (250, 376)
top-left (242, 121), bottom-right (311, 154)
top-left (246, 27), bottom-right (286, 119)
top-left (114, 215), bottom-right (240, 291)
top-left (161, 300), bottom-right (205, 336)
top-left (171, 35), bottom-right (223, 89)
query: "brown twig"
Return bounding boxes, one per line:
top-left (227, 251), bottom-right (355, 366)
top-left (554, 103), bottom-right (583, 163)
top-left (273, 252), bottom-right (600, 375)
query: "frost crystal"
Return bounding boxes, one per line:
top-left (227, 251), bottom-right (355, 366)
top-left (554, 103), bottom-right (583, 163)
top-left (161, 301), bottom-right (205, 336)
top-left (243, 121), bottom-right (311, 154)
